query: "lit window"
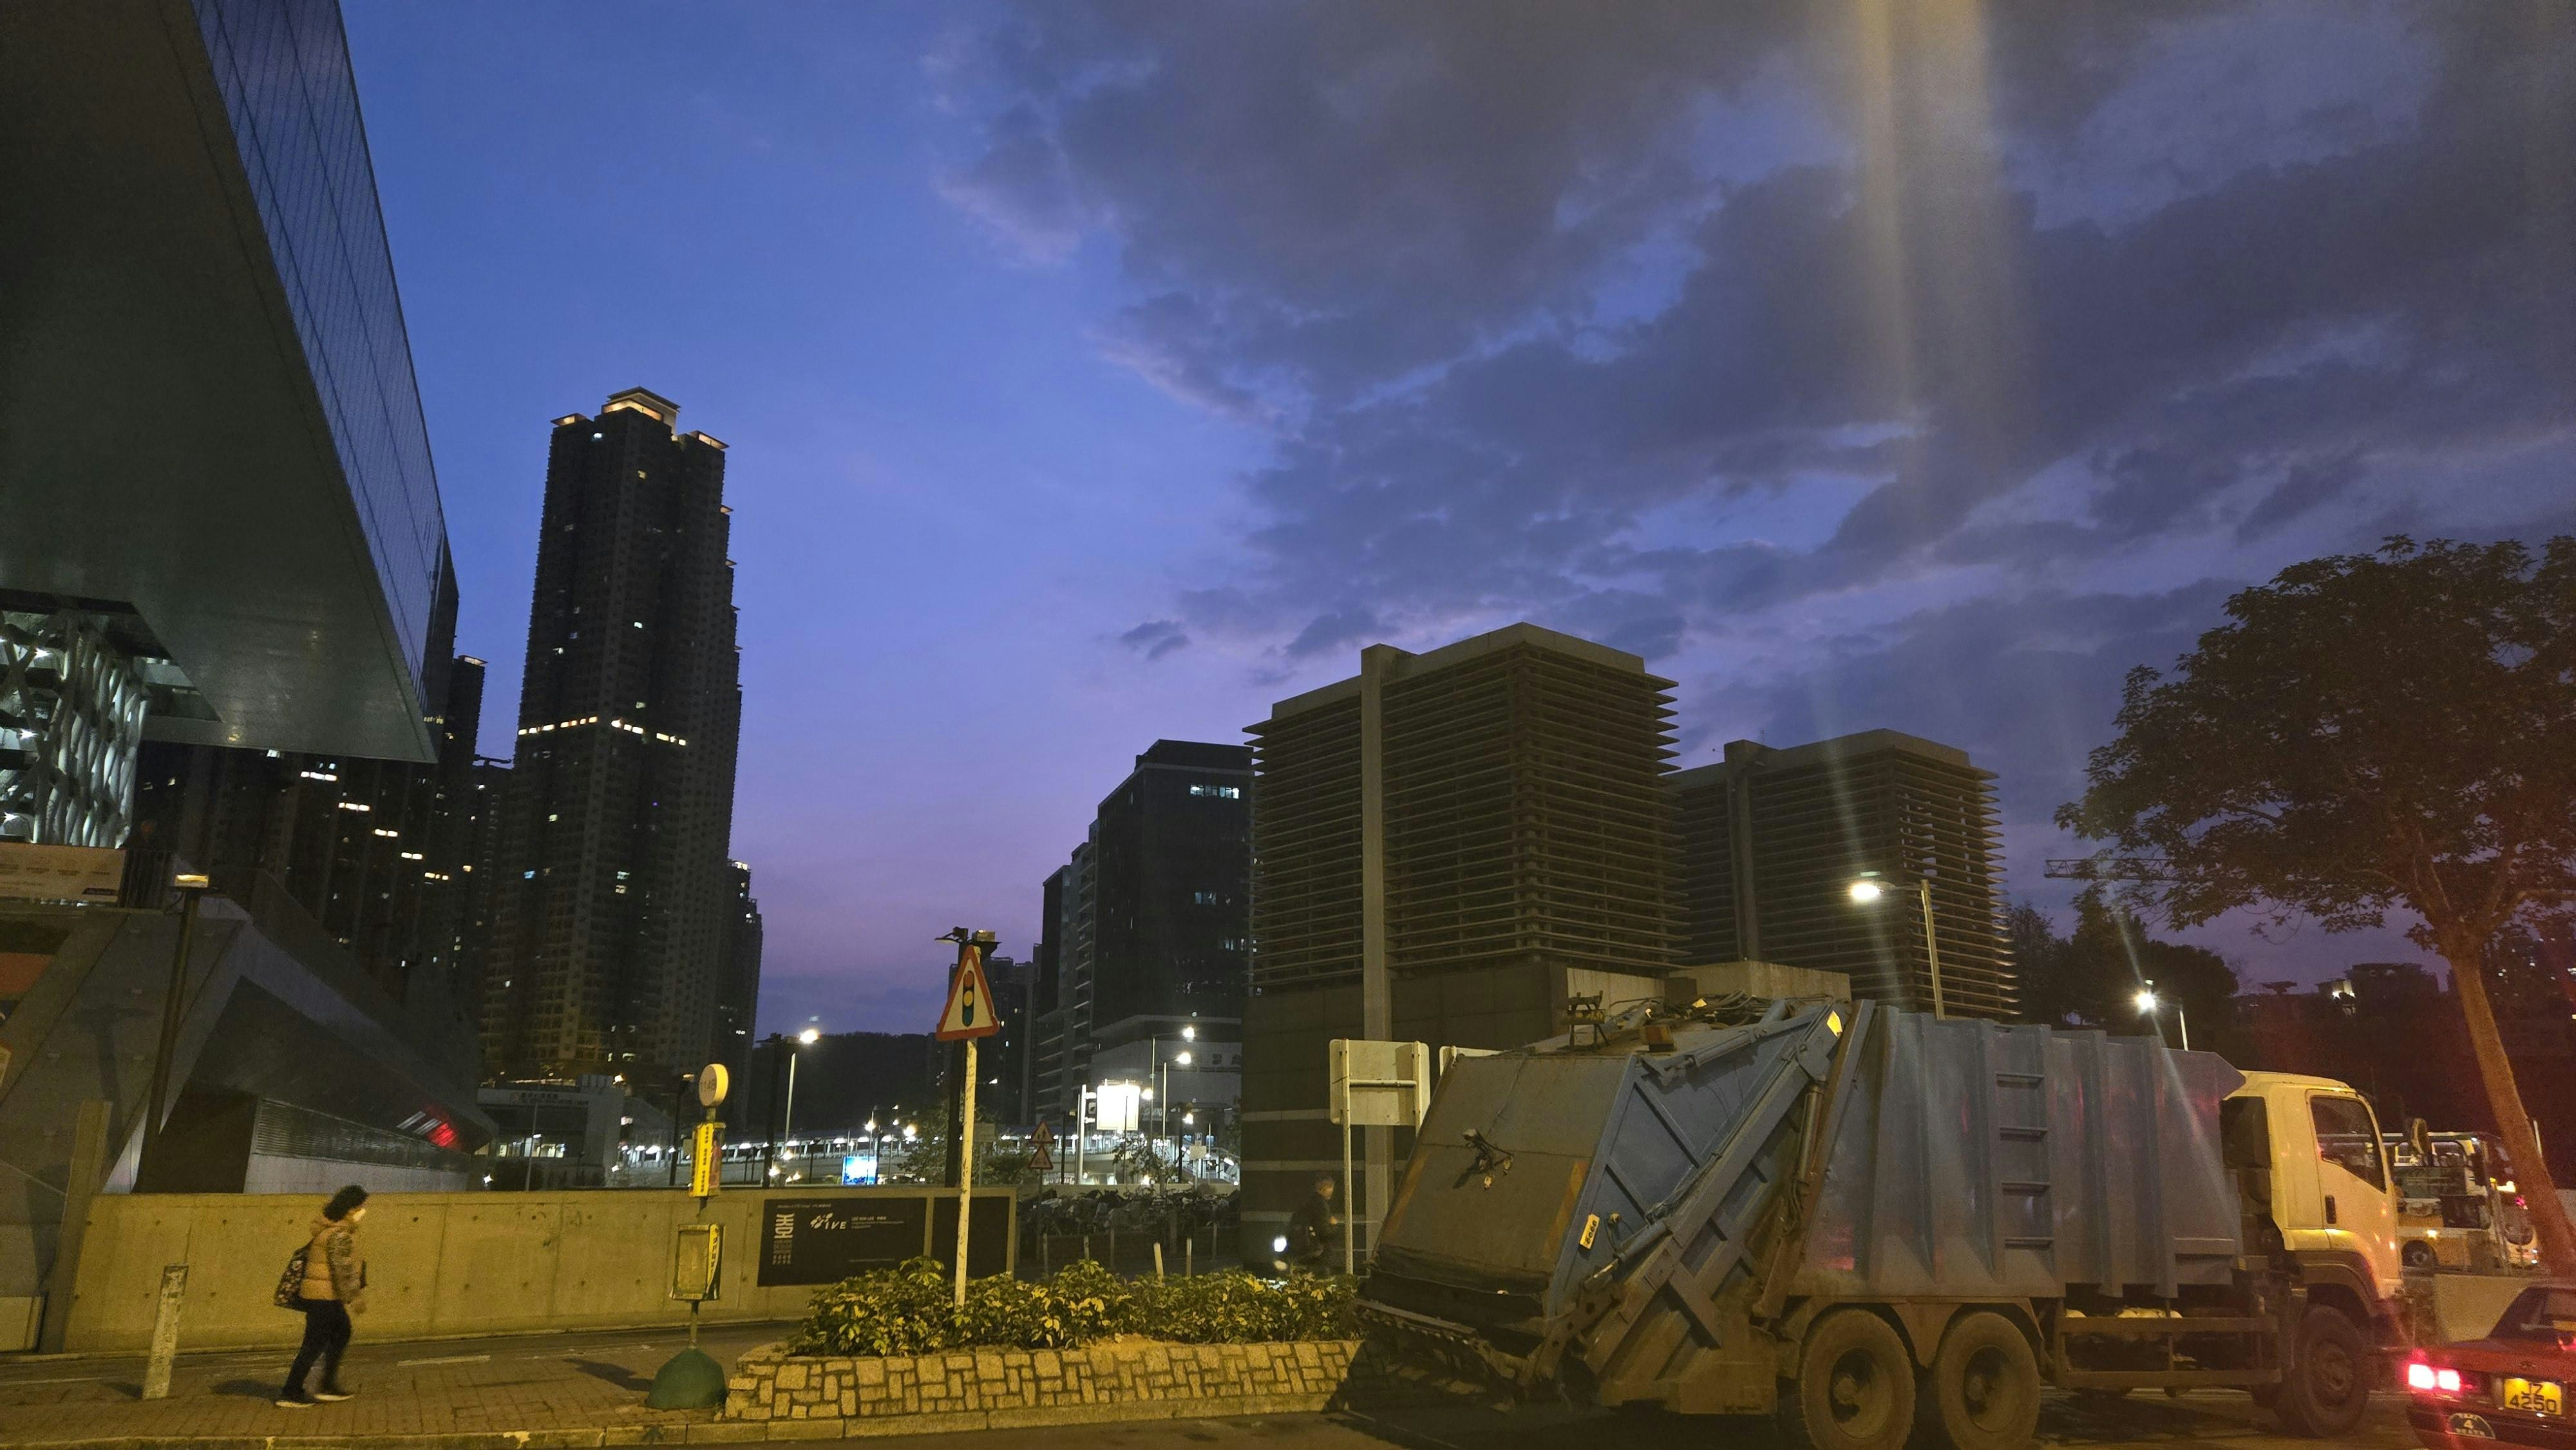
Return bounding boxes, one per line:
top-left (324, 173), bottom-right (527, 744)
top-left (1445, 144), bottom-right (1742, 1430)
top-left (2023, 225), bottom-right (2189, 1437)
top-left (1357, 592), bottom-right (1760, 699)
top-left (1193, 890), bottom-right (1218, 905)
top-left (337, 802), bottom-right (371, 813)
top-left (1188, 784), bottom-right (1243, 799)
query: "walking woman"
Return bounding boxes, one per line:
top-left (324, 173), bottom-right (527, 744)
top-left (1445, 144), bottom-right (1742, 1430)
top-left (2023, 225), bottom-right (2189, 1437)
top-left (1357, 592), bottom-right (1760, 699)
top-left (277, 1184), bottom-right (368, 1408)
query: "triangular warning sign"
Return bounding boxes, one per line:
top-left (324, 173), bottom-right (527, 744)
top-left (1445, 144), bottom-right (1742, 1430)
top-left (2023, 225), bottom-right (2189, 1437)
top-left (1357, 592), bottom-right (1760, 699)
top-left (934, 945), bottom-right (1003, 1040)
top-left (1029, 1121), bottom-right (1054, 1174)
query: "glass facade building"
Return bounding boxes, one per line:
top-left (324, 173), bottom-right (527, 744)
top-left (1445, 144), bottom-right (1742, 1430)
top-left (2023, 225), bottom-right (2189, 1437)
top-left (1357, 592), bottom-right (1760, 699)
top-left (190, 0), bottom-right (448, 709)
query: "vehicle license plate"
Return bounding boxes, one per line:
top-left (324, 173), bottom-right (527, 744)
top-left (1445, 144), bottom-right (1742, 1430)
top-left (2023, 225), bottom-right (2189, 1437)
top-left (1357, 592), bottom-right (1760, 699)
top-left (2502, 1378), bottom-right (2562, 1416)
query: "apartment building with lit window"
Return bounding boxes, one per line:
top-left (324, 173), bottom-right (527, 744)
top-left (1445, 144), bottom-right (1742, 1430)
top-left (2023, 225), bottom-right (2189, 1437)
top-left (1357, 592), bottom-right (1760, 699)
top-left (480, 388), bottom-right (749, 1080)
top-left (1028, 740), bottom-right (1251, 1126)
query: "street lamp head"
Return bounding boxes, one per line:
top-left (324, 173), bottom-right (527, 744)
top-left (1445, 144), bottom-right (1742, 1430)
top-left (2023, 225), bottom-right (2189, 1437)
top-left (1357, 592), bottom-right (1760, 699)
top-left (1848, 878), bottom-right (1885, 904)
top-left (797, 1027), bottom-right (820, 1045)
top-left (2134, 989), bottom-right (2159, 1014)
top-left (902, 1124), bottom-right (916, 1139)
top-left (866, 1119), bottom-right (878, 1132)
top-left (1182, 1025), bottom-right (1196, 1041)
top-left (1175, 1052), bottom-right (1192, 1066)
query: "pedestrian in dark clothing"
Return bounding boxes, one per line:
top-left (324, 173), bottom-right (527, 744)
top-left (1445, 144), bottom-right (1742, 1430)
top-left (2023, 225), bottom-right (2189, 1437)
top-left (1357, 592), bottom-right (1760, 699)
top-left (1285, 1172), bottom-right (1340, 1272)
top-left (277, 1184), bottom-right (369, 1408)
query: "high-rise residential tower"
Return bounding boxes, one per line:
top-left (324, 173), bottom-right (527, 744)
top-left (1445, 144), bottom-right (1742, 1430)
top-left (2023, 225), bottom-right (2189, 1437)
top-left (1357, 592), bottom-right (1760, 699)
top-left (482, 388), bottom-right (747, 1080)
top-left (1027, 741), bottom-right (1251, 1126)
top-left (712, 859), bottom-right (764, 1083)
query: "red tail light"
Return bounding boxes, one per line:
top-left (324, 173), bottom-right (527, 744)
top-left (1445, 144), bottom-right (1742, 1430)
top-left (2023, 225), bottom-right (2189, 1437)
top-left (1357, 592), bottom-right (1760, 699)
top-left (2407, 1361), bottom-right (2465, 1395)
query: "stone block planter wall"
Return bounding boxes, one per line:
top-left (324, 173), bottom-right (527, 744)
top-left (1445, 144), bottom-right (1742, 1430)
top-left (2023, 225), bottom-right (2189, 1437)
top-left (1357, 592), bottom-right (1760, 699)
top-left (727, 1339), bottom-right (1366, 1432)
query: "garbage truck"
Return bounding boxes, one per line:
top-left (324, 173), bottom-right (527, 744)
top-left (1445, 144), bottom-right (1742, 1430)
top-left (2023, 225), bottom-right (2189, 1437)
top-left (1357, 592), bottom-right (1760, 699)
top-left (1354, 997), bottom-right (2405, 1450)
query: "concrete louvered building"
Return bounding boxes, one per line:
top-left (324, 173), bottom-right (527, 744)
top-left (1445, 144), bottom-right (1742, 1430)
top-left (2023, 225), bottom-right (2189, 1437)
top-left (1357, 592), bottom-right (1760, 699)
top-left (1241, 624), bottom-right (1678, 1261)
top-left (1667, 730), bottom-right (2014, 1021)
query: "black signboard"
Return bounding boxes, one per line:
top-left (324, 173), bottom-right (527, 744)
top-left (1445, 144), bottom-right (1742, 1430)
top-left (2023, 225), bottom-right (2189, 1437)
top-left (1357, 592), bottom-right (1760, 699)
top-left (930, 1194), bottom-right (1013, 1279)
top-left (758, 1197), bottom-right (926, 1286)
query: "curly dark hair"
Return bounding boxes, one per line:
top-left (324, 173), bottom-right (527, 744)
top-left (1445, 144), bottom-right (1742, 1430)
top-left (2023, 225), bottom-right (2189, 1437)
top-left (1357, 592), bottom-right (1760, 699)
top-left (323, 1184), bottom-right (370, 1221)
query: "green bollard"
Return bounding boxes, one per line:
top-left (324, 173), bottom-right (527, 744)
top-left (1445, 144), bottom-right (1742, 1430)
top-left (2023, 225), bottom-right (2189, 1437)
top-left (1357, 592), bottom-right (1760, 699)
top-left (647, 1344), bottom-right (728, 1409)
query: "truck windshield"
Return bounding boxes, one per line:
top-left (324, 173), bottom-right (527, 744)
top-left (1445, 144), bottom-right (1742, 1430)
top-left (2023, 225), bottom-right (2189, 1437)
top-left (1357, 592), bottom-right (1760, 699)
top-left (2309, 1096), bottom-right (2387, 1190)
top-left (2492, 1287), bottom-right (2576, 1349)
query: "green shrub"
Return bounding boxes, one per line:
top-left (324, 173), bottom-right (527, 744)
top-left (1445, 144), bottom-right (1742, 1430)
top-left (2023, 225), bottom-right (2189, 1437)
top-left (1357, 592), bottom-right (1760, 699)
top-left (790, 1257), bottom-right (955, 1357)
top-left (786, 1258), bottom-right (1354, 1355)
top-left (1132, 1270), bottom-right (1353, 1343)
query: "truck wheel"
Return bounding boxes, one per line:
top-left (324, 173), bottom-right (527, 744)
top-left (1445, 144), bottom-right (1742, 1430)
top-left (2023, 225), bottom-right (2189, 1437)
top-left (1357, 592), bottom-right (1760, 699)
top-left (2273, 1306), bottom-right (2368, 1438)
top-left (1917, 1312), bottom-right (2041, 1450)
top-left (1777, 1310), bottom-right (1915, 1450)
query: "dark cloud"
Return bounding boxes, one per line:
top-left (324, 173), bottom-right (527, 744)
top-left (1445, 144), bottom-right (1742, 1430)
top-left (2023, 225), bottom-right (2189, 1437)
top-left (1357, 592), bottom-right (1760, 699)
top-left (1285, 607), bottom-right (1379, 659)
top-left (1731, 582), bottom-right (2237, 827)
top-left (2237, 453), bottom-right (2367, 541)
top-left (945, 4), bottom-right (2573, 655)
top-left (1117, 619), bottom-right (1189, 659)
top-left (947, 4), bottom-right (2575, 868)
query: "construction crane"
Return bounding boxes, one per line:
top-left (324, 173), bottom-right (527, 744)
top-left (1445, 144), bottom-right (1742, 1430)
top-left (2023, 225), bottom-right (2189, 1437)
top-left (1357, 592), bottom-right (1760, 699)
top-left (2043, 856), bottom-right (2179, 881)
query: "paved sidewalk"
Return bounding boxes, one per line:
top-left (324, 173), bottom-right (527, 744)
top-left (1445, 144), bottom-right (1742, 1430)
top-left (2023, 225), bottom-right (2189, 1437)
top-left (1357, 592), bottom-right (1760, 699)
top-left (0, 1320), bottom-right (789, 1445)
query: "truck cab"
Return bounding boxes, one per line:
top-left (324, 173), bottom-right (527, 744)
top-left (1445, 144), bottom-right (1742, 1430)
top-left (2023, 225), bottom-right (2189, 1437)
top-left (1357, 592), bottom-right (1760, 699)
top-left (2228, 1071), bottom-right (2405, 1303)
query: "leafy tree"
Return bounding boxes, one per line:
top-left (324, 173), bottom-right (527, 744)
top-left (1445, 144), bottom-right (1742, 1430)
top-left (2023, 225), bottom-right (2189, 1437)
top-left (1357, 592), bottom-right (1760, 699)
top-left (2014, 894), bottom-right (2239, 1039)
top-left (2058, 537), bottom-right (2576, 1274)
top-left (2009, 902), bottom-right (2079, 1026)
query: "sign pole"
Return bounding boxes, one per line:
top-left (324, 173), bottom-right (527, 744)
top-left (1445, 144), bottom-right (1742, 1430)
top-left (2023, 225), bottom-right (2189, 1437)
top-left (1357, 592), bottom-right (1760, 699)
top-left (649, 1062), bottom-right (732, 1409)
top-left (931, 928), bottom-right (1002, 1309)
top-left (1341, 1123), bottom-right (1355, 1275)
top-left (954, 1032), bottom-right (978, 1308)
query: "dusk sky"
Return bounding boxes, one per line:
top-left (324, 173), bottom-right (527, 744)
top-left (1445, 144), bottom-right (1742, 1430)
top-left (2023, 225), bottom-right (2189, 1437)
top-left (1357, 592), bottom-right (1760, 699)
top-left (345, 3), bottom-right (2576, 1035)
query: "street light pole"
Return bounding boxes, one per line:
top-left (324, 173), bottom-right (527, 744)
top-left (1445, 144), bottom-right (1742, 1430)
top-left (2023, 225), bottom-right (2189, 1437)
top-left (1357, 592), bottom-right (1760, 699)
top-left (1074, 1086), bottom-right (1093, 1186)
top-left (1848, 872), bottom-right (1945, 1019)
top-left (2136, 982), bottom-right (2192, 1050)
top-left (1917, 878), bottom-right (1947, 1021)
top-left (779, 1026), bottom-right (820, 1182)
top-left (142, 872), bottom-right (211, 1182)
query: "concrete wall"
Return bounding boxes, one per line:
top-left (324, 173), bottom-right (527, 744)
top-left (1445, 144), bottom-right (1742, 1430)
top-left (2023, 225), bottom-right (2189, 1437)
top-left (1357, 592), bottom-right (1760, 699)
top-left (62, 1186), bottom-right (1016, 1353)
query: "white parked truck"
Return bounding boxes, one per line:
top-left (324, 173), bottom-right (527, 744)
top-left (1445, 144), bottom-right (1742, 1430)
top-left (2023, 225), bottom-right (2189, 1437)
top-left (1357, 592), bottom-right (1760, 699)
top-left (1354, 999), bottom-right (2405, 1450)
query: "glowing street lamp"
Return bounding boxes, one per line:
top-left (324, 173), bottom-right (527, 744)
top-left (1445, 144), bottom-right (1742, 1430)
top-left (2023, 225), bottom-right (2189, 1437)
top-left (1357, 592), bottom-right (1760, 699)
top-left (1847, 872), bottom-right (1946, 1019)
top-left (2136, 981), bottom-right (2192, 1050)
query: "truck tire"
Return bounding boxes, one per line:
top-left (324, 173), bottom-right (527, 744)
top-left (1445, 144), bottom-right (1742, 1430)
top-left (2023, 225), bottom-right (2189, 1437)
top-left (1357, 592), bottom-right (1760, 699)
top-left (1917, 1312), bottom-right (2041, 1450)
top-left (1777, 1310), bottom-right (1916, 1450)
top-left (2273, 1306), bottom-right (2368, 1438)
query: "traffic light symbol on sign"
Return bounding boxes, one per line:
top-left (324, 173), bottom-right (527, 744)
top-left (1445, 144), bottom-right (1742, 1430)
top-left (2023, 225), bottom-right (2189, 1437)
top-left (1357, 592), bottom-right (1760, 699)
top-left (934, 946), bottom-right (1003, 1041)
